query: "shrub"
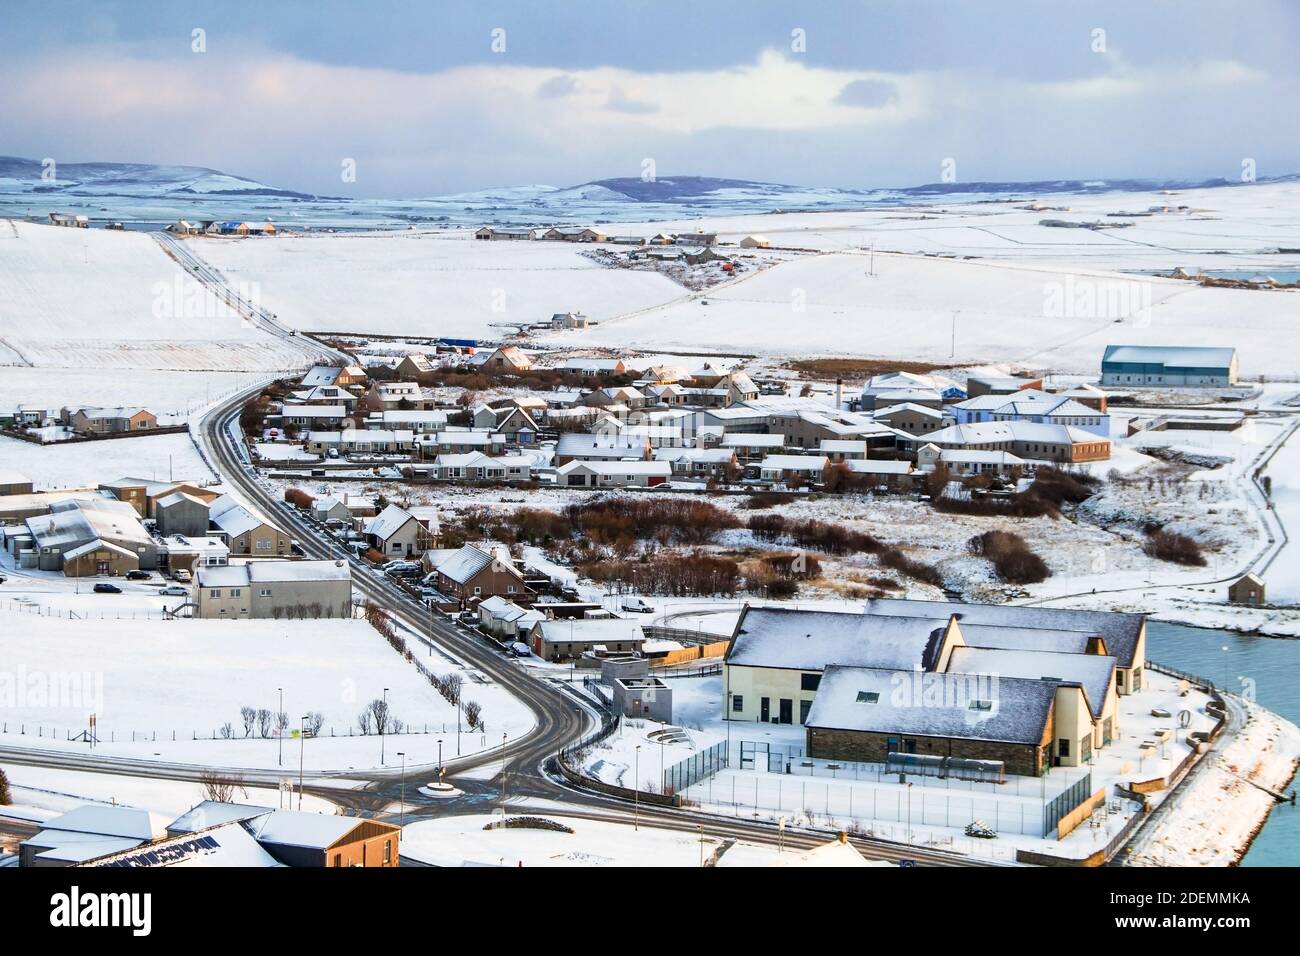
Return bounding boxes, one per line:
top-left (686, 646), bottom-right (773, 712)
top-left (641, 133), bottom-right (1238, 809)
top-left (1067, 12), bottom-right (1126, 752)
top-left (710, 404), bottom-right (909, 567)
top-left (0, 768), bottom-right (10, 805)
top-left (967, 529), bottom-right (1050, 584)
top-left (284, 487), bottom-right (315, 510)
top-left (1143, 529), bottom-right (1206, 566)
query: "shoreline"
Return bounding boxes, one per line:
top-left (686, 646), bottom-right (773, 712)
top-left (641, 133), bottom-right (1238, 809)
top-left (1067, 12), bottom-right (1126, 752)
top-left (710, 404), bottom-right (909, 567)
top-left (1122, 699), bottom-right (1300, 866)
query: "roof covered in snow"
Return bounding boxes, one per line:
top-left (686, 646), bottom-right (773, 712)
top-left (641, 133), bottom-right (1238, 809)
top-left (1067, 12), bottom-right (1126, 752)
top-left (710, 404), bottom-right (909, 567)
top-left (727, 606), bottom-right (949, 673)
top-left (947, 646), bottom-right (1116, 718)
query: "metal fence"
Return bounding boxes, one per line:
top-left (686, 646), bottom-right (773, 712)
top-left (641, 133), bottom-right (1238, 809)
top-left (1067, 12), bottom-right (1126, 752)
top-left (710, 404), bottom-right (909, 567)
top-left (1041, 772), bottom-right (1094, 837)
top-left (663, 739), bottom-right (727, 796)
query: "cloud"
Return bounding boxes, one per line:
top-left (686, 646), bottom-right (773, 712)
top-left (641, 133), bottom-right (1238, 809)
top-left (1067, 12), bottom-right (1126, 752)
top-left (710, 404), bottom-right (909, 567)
top-left (536, 73), bottom-right (579, 99)
top-left (835, 78), bottom-right (899, 109)
top-left (605, 88), bottom-right (656, 114)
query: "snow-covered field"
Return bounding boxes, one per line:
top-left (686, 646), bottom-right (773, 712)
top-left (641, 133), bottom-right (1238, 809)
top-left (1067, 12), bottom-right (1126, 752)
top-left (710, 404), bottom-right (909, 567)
top-left (0, 219), bottom-right (313, 371)
top-left (0, 611), bottom-right (533, 773)
top-left (0, 430), bottom-right (216, 490)
top-left (190, 231), bottom-right (688, 337)
top-left (0, 367), bottom-right (262, 419)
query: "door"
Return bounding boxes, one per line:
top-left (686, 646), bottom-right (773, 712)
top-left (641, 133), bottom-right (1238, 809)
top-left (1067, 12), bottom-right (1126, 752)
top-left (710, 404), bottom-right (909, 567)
top-left (97, 560), bottom-right (110, 575)
top-left (779, 698), bottom-right (793, 724)
top-left (760, 697), bottom-right (770, 722)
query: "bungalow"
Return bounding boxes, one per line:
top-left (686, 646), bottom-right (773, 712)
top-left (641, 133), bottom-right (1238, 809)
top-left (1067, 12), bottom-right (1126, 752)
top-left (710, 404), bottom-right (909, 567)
top-left (557, 460), bottom-right (673, 488)
top-left (24, 498), bottom-right (158, 575)
top-left (68, 406), bottom-right (157, 436)
top-left (362, 381), bottom-right (422, 411)
top-left (721, 432), bottom-right (787, 462)
top-left (48, 212), bottom-right (89, 228)
top-left (818, 439), bottom-right (870, 462)
top-left (758, 454), bottom-right (829, 483)
top-left (278, 405), bottom-right (350, 429)
top-left (586, 385), bottom-right (647, 409)
top-left (554, 433), bottom-right (651, 465)
top-left (528, 618), bottom-right (646, 662)
top-left (561, 357), bottom-right (628, 377)
top-left (434, 430), bottom-right (507, 456)
top-left (301, 365), bottom-right (367, 389)
top-left (550, 312), bottom-right (591, 330)
top-left (653, 446), bottom-right (737, 478)
top-left (311, 496), bottom-right (354, 525)
top-left (306, 429), bottom-right (416, 456)
top-left (739, 235), bottom-right (771, 248)
top-left (917, 446), bottom-right (1039, 477)
top-left (474, 226), bottom-right (535, 240)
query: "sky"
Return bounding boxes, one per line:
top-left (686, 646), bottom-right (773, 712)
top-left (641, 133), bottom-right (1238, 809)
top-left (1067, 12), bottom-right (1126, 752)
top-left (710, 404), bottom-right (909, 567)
top-left (1, 0), bottom-right (1297, 197)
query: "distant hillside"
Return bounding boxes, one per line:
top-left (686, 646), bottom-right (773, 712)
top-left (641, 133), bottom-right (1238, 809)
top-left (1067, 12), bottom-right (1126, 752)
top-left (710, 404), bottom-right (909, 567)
top-left (0, 156), bottom-right (319, 200)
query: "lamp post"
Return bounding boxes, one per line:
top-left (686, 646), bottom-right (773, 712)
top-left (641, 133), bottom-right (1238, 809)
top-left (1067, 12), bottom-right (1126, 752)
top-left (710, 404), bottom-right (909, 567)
top-left (437, 738), bottom-right (443, 777)
top-left (634, 745), bottom-right (641, 831)
top-left (380, 686), bottom-right (389, 765)
top-left (500, 732), bottom-right (509, 819)
top-left (698, 824), bottom-right (704, 868)
top-left (397, 751), bottom-right (407, 820)
top-left (277, 687), bottom-right (283, 767)
top-left (298, 715), bottom-right (309, 811)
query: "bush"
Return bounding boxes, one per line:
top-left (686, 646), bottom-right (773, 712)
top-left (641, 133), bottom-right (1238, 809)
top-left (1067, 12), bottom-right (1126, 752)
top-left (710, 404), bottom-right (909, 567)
top-left (1143, 529), bottom-right (1206, 566)
top-left (0, 767), bottom-right (10, 805)
top-left (284, 487), bottom-right (315, 510)
top-left (967, 529), bottom-right (1050, 584)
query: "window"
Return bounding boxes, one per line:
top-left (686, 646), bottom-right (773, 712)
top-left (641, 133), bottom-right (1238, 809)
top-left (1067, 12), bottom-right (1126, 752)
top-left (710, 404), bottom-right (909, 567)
top-left (384, 840), bottom-right (392, 864)
top-left (856, 691), bottom-right (879, 704)
top-left (209, 589), bottom-right (221, 598)
top-left (969, 699), bottom-right (993, 711)
top-left (1058, 738), bottom-right (1071, 757)
top-left (800, 673), bottom-right (821, 692)
top-left (731, 694), bottom-right (743, 712)
top-left (391, 542), bottom-right (402, 552)
top-left (230, 589), bottom-right (242, 597)
top-left (259, 588), bottom-right (271, 597)
top-left (799, 700), bottom-right (812, 724)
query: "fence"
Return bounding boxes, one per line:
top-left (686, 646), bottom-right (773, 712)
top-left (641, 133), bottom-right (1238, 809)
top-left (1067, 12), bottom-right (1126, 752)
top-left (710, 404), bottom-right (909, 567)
top-left (1042, 773), bottom-right (1096, 838)
top-left (663, 739), bottom-right (727, 796)
top-left (0, 600), bottom-right (173, 622)
top-left (642, 625), bottom-right (731, 648)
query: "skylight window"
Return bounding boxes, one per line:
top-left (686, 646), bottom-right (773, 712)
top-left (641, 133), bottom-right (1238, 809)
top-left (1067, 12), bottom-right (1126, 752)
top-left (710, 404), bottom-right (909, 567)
top-left (856, 691), bottom-right (879, 703)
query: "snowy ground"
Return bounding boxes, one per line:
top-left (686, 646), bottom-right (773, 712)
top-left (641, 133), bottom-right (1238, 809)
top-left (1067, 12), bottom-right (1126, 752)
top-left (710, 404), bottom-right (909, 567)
top-left (0, 367), bottom-right (263, 420)
top-left (0, 611), bottom-right (534, 773)
top-left (398, 811), bottom-right (857, 867)
top-left (189, 231), bottom-right (688, 338)
top-left (0, 219), bottom-right (314, 371)
top-left (0, 429), bottom-right (217, 491)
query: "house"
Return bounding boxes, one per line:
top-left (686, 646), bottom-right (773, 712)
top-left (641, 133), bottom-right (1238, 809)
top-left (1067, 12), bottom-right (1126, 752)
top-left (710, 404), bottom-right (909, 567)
top-left (306, 429), bottom-right (415, 456)
top-left (166, 219), bottom-right (203, 235)
top-left (720, 371), bottom-right (760, 405)
top-left (550, 312), bottom-right (591, 330)
top-left (491, 406), bottom-right (540, 444)
top-left (561, 357), bottom-right (627, 377)
top-left (817, 439), bottom-right (870, 462)
top-left (905, 421), bottom-right (1111, 464)
top-left (362, 380), bottom-right (422, 411)
top-left (154, 490), bottom-right (212, 537)
top-left (586, 385), bottom-right (646, 409)
top-left (24, 498), bottom-right (158, 575)
top-left (528, 618), bottom-right (646, 662)
top-left (557, 460), bottom-right (673, 488)
top-left (68, 406), bottom-right (157, 435)
top-left (310, 496), bottom-right (354, 525)
top-left (395, 353), bottom-right (439, 378)
top-left (1101, 345), bottom-right (1239, 387)
top-left (433, 430), bottom-right (506, 456)
top-left (196, 560), bottom-right (352, 619)
top-left (758, 454), bottom-right (829, 483)
top-left (965, 374), bottom-right (1043, 398)
top-left (474, 226), bottom-right (535, 241)
top-left (301, 365), bottom-right (367, 389)
top-left (1228, 572), bottom-right (1266, 606)
top-left (861, 371), bottom-right (963, 407)
top-left (653, 447), bottom-right (737, 478)
top-left (554, 433), bottom-right (651, 465)
top-left (477, 595), bottom-right (545, 637)
top-left (482, 346), bottom-right (534, 372)
top-left (208, 495), bottom-right (290, 556)
top-left (721, 433), bottom-right (786, 462)
top-left (739, 235), bottom-right (771, 248)
top-left (277, 405), bottom-right (350, 430)
top-left (48, 212), bottom-right (89, 228)
top-left (431, 544), bottom-right (531, 606)
top-left (916, 446), bottom-right (1038, 478)
top-left (363, 504), bottom-right (439, 558)
top-left (674, 231), bottom-right (718, 246)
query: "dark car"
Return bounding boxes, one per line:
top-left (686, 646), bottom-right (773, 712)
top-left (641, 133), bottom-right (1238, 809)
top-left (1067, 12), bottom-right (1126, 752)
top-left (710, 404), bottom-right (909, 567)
top-left (125, 570), bottom-right (151, 581)
top-left (93, 582), bottom-right (123, 594)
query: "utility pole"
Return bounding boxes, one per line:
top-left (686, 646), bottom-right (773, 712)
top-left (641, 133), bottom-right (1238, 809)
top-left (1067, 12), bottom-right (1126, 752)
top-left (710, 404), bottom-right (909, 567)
top-left (380, 686), bottom-right (389, 765)
top-left (298, 716), bottom-right (309, 811)
top-left (278, 687), bottom-right (283, 767)
top-left (951, 311), bottom-right (958, 359)
top-left (397, 751), bottom-right (407, 820)
top-left (634, 745), bottom-right (641, 831)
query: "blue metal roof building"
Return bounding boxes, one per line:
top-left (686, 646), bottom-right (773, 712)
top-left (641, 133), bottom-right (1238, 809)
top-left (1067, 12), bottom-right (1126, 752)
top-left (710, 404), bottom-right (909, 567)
top-left (1100, 345), bottom-right (1238, 387)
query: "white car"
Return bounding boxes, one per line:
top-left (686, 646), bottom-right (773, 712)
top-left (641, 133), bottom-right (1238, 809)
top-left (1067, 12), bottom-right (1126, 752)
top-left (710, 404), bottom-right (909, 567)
top-left (159, 585), bottom-right (189, 596)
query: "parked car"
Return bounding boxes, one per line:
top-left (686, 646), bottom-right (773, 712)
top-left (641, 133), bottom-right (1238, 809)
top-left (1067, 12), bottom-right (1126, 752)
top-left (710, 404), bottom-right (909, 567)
top-left (327, 448), bottom-right (340, 459)
top-left (93, 583), bottom-right (122, 594)
top-left (159, 585), bottom-right (189, 596)
top-left (172, 569), bottom-right (192, 583)
top-left (125, 570), bottom-right (151, 581)
top-left (383, 560), bottom-right (421, 577)
top-left (509, 642), bottom-right (531, 657)
top-left (620, 597), bottom-right (653, 613)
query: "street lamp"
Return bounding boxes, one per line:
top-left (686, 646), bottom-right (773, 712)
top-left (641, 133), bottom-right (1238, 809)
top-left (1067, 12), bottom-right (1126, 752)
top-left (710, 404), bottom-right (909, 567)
top-left (397, 751), bottom-right (407, 820)
top-left (380, 687), bottom-right (389, 765)
top-left (437, 738), bottom-right (443, 776)
top-left (500, 732), bottom-right (509, 820)
top-left (634, 745), bottom-right (641, 832)
top-left (298, 715), bottom-right (309, 811)
top-left (278, 687), bottom-right (283, 767)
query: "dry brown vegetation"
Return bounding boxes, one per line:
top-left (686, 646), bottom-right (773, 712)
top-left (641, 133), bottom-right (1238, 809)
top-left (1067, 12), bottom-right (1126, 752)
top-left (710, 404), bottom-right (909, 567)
top-left (1143, 527), bottom-right (1207, 566)
top-left (787, 358), bottom-right (956, 380)
top-left (968, 530), bottom-right (1051, 584)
